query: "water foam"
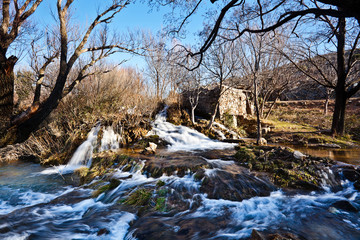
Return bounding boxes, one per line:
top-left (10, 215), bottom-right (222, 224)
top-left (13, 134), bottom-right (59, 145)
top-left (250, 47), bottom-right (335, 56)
top-left (100, 126), bottom-right (121, 151)
top-left (189, 183), bottom-right (360, 239)
top-left (41, 124), bottom-right (121, 175)
top-left (149, 107), bottom-right (235, 151)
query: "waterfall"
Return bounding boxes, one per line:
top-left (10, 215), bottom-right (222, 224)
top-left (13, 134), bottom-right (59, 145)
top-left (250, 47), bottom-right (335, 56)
top-left (68, 125), bottom-right (101, 167)
top-left (100, 126), bottom-right (121, 152)
top-left (148, 107), bottom-right (235, 151)
top-left (41, 124), bottom-right (121, 175)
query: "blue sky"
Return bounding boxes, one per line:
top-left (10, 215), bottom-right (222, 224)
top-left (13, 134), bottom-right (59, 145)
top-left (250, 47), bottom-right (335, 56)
top-left (15, 0), bottom-right (207, 70)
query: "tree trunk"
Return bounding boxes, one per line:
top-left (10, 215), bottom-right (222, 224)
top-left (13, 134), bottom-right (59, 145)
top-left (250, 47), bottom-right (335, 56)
top-left (331, 88), bottom-right (347, 136)
top-left (0, 69), bottom-right (69, 147)
top-left (33, 83), bottom-right (42, 105)
top-left (0, 56), bottom-right (17, 133)
top-left (264, 97), bottom-right (278, 119)
top-left (259, 96), bottom-right (265, 118)
top-left (331, 17), bottom-right (347, 136)
top-left (191, 105), bottom-right (196, 125)
top-left (253, 77), bottom-right (262, 145)
top-left (324, 93), bottom-right (329, 115)
top-left (207, 101), bottom-right (219, 129)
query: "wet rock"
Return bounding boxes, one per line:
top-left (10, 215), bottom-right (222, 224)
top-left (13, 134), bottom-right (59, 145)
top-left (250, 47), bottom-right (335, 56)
top-left (234, 146), bottom-right (341, 190)
top-left (143, 142), bottom-right (158, 155)
top-left (109, 178), bottom-right (121, 189)
top-left (293, 150), bottom-right (306, 160)
top-left (354, 180), bottom-right (360, 191)
top-left (143, 154), bottom-right (209, 178)
top-left (97, 228), bottom-right (110, 236)
top-left (267, 233), bottom-right (301, 240)
top-left (342, 169), bottom-right (360, 182)
top-left (331, 200), bottom-right (358, 212)
top-left (130, 213), bottom-right (230, 240)
top-left (250, 229), bottom-right (266, 240)
top-left (290, 180), bottom-right (320, 191)
top-left (200, 167), bottom-right (276, 201)
top-left (250, 230), bottom-right (301, 240)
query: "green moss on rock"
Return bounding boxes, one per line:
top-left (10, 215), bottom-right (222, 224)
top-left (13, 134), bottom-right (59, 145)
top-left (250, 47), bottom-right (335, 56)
top-left (125, 188), bottom-right (152, 206)
top-left (234, 147), bottom-right (256, 162)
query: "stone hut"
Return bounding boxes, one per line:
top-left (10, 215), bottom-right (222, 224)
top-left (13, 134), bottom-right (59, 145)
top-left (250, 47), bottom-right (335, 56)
top-left (182, 84), bottom-right (253, 127)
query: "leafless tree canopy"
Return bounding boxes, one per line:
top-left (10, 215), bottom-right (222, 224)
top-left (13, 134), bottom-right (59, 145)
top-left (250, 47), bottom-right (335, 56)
top-left (0, 0), bottom-right (147, 146)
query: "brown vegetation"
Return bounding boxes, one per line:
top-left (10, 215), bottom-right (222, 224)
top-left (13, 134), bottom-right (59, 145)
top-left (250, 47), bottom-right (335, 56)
top-left (0, 67), bottom-right (158, 164)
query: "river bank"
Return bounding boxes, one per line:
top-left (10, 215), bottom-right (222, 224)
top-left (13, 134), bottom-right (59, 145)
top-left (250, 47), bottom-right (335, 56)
top-left (1, 107), bottom-right (360, 239)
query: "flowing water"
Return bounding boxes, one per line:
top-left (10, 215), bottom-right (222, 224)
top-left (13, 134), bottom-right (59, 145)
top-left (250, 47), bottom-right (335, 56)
top-left (1, 111), bottom-right (360, 239)
top-left (270, 143), bottom-right (360, 165)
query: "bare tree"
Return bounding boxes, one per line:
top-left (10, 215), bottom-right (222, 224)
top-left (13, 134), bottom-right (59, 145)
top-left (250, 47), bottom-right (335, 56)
top-left (158, 0), bottom-right (360, 136)
top-left (1, 0), bottom-right (145, 147)
top-left (237, 32), bottom-right (266, 145)
top-left (237, 31), bottom-right (292, 120)
top-left (278, 16), bottom-right (360, 134)
top-left (0, 0), bottom-right (44, 133)
top-left (178, 64), bottom-right (204, 124)
top-left (145, 35), bottom-right (169, 100)
top-left (29, 34), bottom-right (59, 106)
top-left (202, 40), bottom-right (239, 128)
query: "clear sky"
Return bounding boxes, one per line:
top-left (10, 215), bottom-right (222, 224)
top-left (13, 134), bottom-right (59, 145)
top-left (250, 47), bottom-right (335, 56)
top-left (15, 0), bottom-right (208, 71)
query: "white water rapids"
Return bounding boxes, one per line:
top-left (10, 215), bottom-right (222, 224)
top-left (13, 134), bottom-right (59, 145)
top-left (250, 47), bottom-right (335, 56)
top-left (1, 109), bottom-right (360, 239)
top-left (147, 107), bottom-right (235, 151)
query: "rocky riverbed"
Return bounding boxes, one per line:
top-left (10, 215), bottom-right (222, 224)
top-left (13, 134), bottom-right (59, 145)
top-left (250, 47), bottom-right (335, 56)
top-left (1, 108), bottom-right (360, 239)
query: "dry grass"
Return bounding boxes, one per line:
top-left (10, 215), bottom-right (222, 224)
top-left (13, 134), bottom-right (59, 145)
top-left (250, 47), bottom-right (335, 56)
top-left (266, 98), bottom-right (360, 142)
top-left (17, 67), bottom-right (160, 164)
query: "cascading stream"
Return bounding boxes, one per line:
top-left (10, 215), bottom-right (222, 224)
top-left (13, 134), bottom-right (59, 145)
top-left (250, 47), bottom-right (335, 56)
top-left (41, 124), bottom-right (121, 175)
top-left (1, 109), bottom-right (360, 239)
top-left (148, 107), bottom-right (235, 151)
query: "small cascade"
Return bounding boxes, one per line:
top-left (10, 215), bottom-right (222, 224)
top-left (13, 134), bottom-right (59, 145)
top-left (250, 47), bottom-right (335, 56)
top-left (212, 121), bottom-right (240, 140)
top-left (3, 108), bottom-right (360, 239)
top-left (68, 125), bottom-right (101, 167)
top-left (41, 124), bottom-right (121, 175)
top-left (148, 107), bottom-right (235, 151)
top-left (100, 126), bottom-right (121, 151)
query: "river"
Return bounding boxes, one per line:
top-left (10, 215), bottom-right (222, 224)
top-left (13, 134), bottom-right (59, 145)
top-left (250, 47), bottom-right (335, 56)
top-left (1, 110), bottom-right (360, 239)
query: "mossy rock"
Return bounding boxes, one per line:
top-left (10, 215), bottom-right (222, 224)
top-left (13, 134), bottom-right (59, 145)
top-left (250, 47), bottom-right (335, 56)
top-left (154, 197), bottom-right (167, 212)
top-left (80, 152), bottom-right (133, 184)
top-left (92, 184), bottom-right (111, 198)
top-left (156, 180), bottom-right (165, 188)
top-left (42, 152), bottom-right (68, 166)
top-left (232, 146), bottom-right (340, 191)
top-left (74, 167), bottom-right (89, 177)
top-left (125, 188), bottom-right (152, 206)
top-left (157, 188), bottom-right (168, 197)
top-left (234, 147), bottom-right (256, 162)
top-left (166, 104), bottom-right (192, 126)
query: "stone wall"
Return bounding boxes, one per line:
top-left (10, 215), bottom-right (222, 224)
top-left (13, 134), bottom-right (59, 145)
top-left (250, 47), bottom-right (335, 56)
top-left (182, 85), bottom-right (252, 120)
top-left (219, 87), bottom-right (248, 116)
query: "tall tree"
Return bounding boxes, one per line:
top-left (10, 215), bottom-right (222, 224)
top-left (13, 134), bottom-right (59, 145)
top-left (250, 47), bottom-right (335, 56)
top-left (279, 16), bottom-right (360, 135)
top-left (202, 40), bottom-right (239, 128)
top-left (159, 0), bottom-right (360, 136)
top-left (1, 0), bottom-right (143, 147)
top-left (0, 0), bottom-right (43, 133)
top-left (237, 32), bottom-right (266, 144)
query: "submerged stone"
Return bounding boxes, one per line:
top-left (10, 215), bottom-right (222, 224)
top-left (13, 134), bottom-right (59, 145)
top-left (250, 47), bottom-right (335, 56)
top-left (331, 200), bottom-right (358, 212)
